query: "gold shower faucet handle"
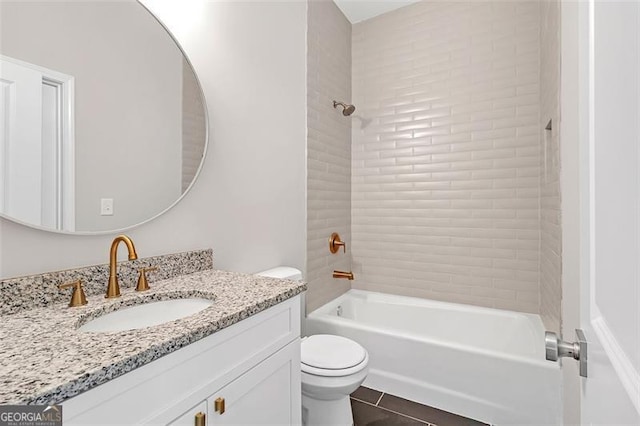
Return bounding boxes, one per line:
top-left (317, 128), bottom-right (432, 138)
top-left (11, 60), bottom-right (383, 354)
top-left (329, 232), bottom-right (346, 253)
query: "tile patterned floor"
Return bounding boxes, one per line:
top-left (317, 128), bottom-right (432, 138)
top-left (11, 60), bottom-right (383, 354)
top-left (351, 387), bottom-right (488, 426)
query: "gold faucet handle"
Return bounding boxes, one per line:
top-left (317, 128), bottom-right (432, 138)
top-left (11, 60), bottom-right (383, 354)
top-left (329, 232), bottom-right (347, 253)
top-left (58, 279), bottom-right (88, 308)
top-left (136, 267), bottom-right (157, 292)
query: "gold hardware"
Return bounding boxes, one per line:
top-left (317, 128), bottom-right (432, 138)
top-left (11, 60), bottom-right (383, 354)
top-left (333, 270), bottom-right (354, 280)
top-left (106, 235), bottom-right (138, 298)
top-left (329, 232), bottom-right (346, 254)
top-left (214, 397), bottom-right (225, 414)
top-left (194, 412), bottom-right (205, 426)
top-left (136, 266), bottom-right (157, 292)
top-left (58, 279), bottom-right (88, 307)
top-left (333, 100), bottom-right (356, 116)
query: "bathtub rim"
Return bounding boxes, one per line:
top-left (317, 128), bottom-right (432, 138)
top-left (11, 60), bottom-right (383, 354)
top-left (307, 289), bottom-right (558, 369)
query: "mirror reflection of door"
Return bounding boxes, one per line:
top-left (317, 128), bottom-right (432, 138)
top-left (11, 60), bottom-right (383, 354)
top-left (0, 1), bottom-right (207, 234)
top-left (0, 56), bottom-right (74, 231)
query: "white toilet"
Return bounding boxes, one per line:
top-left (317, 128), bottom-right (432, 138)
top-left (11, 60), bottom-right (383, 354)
top-left (256, 267), bottom-right (369, 426)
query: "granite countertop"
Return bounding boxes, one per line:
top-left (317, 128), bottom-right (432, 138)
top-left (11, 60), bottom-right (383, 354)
top-left (0, 269), bottom-right (306, 405)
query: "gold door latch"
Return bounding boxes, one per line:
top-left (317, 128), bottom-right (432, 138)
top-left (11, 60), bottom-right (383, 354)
top-left (58, 279), bottom-right (88, 307)
top-left (214, 397), bottom-right (225, 415)
top-left (329, 232), bottom-right (346, 253)
top-left (194, 412), bottom-right (205, 426)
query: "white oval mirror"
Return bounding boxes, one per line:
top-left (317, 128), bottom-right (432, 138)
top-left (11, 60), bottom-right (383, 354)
top-left (0, 0), bottom-right (208, 234)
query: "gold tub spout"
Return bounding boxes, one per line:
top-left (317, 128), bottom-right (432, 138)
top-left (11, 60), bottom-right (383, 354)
top-left (106, 235), bottom-right (138, 298)
top-left (333, 270), bottom-right (354, 280)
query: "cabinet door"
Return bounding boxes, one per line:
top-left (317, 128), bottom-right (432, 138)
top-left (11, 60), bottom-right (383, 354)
top-left (168, 400), bottom-right (207, 426)
top-left (208, 341), bottom-right (301, 425)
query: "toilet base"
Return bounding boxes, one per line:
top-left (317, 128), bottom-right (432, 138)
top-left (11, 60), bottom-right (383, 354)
top-left (302, 393), bottom-right (353, 426)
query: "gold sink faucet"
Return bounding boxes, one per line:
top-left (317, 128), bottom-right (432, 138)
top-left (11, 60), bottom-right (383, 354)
top-left (106, 235), bottom-right (138, 298)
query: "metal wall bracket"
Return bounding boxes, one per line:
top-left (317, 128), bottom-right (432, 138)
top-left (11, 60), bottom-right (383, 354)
top-left (545, 328), bottom-right (588, 377)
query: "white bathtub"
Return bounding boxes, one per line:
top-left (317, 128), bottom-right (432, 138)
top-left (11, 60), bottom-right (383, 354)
top-left (306, 290), bottom-right (561, 425)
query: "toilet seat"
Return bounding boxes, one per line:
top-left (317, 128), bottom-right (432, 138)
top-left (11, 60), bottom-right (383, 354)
top-left (301, 335), bottom-right (369, 377)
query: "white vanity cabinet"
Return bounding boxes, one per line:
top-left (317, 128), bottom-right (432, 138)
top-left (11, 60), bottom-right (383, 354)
top-left (203, 343), bottom-right (298, 425)
top-left (63, 296), bottom-right (302, 425)
top-left (167, 342), bottom-right (299, 426)
top-left (167, 401), bottom-right (207, 426)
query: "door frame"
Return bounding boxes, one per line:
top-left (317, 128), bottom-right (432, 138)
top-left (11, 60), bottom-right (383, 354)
top-left (0, 55), bottom-right (75, 231)
top-left (559, 0), bottom-right (584, 422)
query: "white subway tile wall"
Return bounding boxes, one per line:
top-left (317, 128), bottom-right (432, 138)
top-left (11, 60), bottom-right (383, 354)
top-left (306, 0), bottom-right (352, 313)
top-left (539, 0), bottom-right (562, 331)
top-left (351, 1), bottom-right (542, 313)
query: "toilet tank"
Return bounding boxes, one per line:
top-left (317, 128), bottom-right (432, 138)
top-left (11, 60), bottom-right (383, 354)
top-left (255, 266), bottom-right (302, 281)
top-left (255, 266), bottom-right (306, 335)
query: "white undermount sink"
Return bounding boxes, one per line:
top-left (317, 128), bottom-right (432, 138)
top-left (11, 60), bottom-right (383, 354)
top-left (78, 298), bottom-right (214, 332)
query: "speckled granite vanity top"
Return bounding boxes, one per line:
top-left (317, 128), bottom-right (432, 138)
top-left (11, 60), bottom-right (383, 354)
top-left (0, 269), bottom-right (306, 405)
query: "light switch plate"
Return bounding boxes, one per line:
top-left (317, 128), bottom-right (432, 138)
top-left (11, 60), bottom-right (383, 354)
top-left (101, 198), bottom-right (114, 216)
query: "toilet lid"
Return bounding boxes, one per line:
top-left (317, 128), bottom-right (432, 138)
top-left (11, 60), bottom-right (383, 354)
top-left (301, 335), bottom-right (367, 370)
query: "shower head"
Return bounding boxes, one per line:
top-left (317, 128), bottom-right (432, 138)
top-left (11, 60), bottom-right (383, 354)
top-left (333, 100), bottom-right (356, 116)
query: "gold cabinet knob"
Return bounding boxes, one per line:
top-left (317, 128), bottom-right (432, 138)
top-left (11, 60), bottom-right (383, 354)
top-left (58, 279), bottom-right (88, 307)
top-left (194, 412), bottom-right (205, 426)
top-left (136, 266), bottom-right (158, 292)
top-left (214, 397), bottom-right (225, 414)
top-left (329, 232), bottom-right (346, 254)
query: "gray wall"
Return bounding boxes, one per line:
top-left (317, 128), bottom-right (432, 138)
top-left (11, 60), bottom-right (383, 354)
top-left (0, 1), bottom-right (307, 279)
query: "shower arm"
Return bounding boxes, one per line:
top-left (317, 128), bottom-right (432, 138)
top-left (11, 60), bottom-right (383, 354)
top-left (333, 100), bottom-right (356, 116)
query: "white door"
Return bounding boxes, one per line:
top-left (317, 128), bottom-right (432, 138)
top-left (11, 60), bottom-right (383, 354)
top-left (568, 0), bottom-right (640, 423)
top-left (0, 56), bottom-right (75, 231)
top-left (0, 58), bottom-right (43, 225)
